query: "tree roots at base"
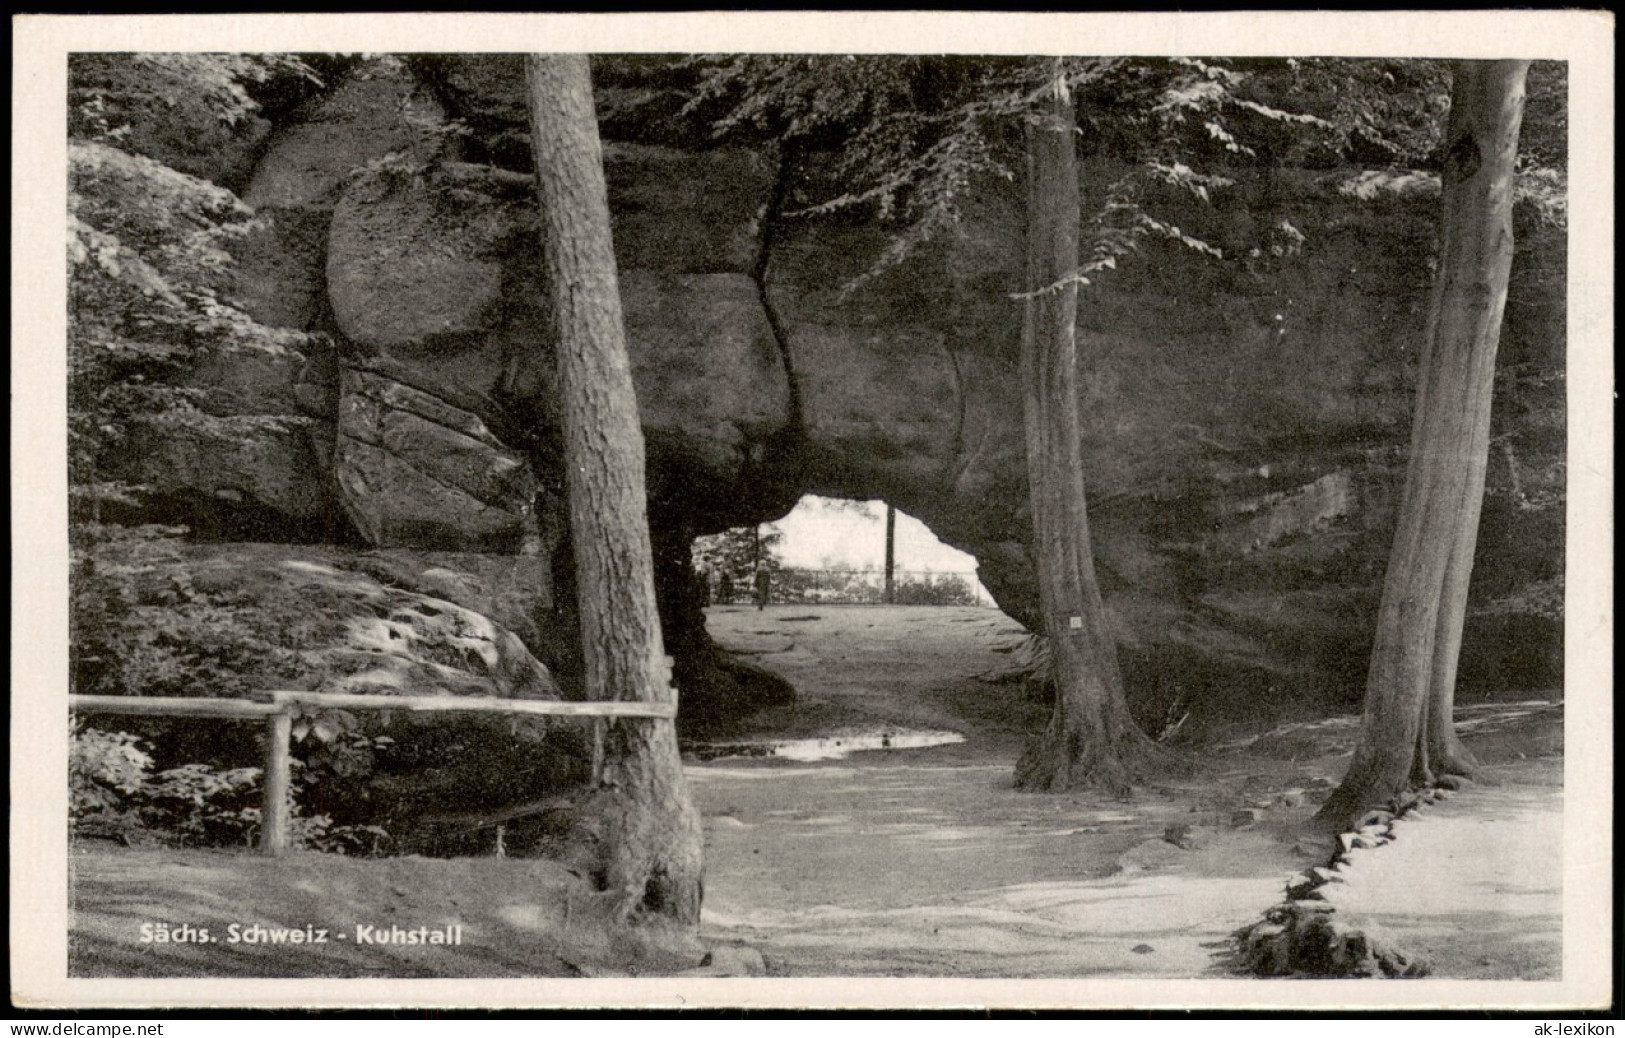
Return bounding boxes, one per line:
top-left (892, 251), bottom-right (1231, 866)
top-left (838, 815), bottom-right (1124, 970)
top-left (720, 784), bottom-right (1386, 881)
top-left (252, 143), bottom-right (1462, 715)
top-left (1012, 723), bottom-right (1189, 795)
top-left (1315, 756), bottom-right (1477, 833)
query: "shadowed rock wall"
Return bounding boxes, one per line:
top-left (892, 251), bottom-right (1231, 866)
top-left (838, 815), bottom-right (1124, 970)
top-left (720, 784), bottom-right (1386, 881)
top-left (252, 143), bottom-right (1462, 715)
top-left (80, 54), bottom-right (1565, 732)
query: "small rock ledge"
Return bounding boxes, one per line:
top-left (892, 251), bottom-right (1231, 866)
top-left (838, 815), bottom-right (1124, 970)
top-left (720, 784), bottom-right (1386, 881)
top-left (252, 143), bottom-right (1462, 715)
top-left (1232, 784), bottom-right (1463, 978)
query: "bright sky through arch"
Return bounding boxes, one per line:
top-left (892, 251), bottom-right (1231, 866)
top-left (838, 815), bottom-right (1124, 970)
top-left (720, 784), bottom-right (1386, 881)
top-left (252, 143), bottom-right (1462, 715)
top-left (771, 496), bottom-right (994, 603)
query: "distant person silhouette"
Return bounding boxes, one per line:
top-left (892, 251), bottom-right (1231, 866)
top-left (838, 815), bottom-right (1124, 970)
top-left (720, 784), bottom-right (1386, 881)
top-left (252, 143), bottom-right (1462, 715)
top-left (754, 567), bottom-right (771, 611)
top-left (719, 572), bottom-right (734, 606)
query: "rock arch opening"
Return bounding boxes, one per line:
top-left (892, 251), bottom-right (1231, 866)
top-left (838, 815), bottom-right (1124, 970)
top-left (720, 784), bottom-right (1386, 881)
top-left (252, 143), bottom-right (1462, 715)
top-left (702, 495), bottom-right (998, 610)
top-left (673, 494), bottom-right (1026, 750)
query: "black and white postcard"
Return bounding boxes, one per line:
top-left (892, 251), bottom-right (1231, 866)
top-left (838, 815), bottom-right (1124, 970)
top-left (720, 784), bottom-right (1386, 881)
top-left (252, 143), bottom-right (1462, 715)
top-left (10, 10), bottom-right (1614, 1012)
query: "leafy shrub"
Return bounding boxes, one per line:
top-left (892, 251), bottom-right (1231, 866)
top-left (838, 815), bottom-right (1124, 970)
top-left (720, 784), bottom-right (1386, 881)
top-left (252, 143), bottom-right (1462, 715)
top-left (893, 573), bottom-right (980, 606)
top-left (71, 722), bottom-right (258, 846)
top-left (291, 705), bottom-right (395, 781)
top-left (69, 54), bottom-right (322, 146)
top-left (70, 725), bottom-right (153, 820)
top-left (140, 761), bottom-right (264, 846)
top-left (287, 802), bottom-right (391, 857)
top-left (70, 722), bottom-right (389, 854)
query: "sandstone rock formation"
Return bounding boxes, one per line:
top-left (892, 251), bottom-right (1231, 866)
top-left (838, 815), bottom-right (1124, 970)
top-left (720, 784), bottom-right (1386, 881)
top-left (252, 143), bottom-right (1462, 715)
top-left (72, 54), bottom-right (1566, 745)
top-left (70, 537), bottom-right (581, 835)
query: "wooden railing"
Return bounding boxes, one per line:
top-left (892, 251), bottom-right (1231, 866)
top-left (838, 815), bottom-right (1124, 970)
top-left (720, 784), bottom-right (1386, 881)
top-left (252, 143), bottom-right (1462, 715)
top-left (69, 691), bottom-right (676, 856)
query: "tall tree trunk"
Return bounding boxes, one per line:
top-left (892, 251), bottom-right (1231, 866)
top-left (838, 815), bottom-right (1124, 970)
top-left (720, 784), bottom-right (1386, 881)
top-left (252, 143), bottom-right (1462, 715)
top-left (1013, 67), bottom-right (1166, 794)
top-left (1318, 60), bottom-right (1530, 828)
top-left (883, 503), bottom-right (897, 604)
top-left (524, 54), bottom-right (703, 924)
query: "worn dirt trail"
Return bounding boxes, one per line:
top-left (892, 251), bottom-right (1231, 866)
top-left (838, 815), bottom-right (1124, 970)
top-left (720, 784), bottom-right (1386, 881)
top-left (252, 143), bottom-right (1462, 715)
top-left (690, 605), bottom-right (1310, 977)
top-left (690, 605), bottom-right (1565, 979)
top-left (690, 758), bottom-right (1294, 977)
top-left (64, 605), bottom-right (1563, 981)
top-left (1323, 773), bottom-right (1563, 979)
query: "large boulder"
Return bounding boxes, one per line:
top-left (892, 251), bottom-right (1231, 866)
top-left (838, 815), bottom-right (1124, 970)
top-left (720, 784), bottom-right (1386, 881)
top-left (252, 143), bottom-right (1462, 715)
top-left (73, 539), bottom-right (562, 705)
top-left (321, 155), bottom-right (797, 540)
top-left (233, 57), bottom-right (446, 330)
top-left (70, 537), bottom-right (583, 839)
top-left (326, 168), bottom-right (513, 352)
top-left (340, 549), bottom-right (569, 672)
top-left (68, 139), bottom-right (341, 536)
top-left (334, 366), bottom-right (540, 552)
top-left (117, 412), bottom-right (333, 537)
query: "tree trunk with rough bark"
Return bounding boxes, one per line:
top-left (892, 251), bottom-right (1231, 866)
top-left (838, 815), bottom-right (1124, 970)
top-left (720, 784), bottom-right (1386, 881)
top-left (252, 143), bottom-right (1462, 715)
top-left (524, 53), bottom-right (704, 924)
top-left (883, 504), bottom-right (897, 604)
top-left (1318, 60), bottom-right (1530, 829)
top-left (1012, 69), bottom-right (1167, 794)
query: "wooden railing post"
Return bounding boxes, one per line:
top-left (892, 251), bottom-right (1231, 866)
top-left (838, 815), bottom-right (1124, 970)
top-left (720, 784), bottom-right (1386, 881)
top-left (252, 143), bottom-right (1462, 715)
top-left (69, 691), bottom-right (678, 859)
top-left (262, 707), bottom-right (292, 857)
top-left (590, 717), bottom-right (606, 786)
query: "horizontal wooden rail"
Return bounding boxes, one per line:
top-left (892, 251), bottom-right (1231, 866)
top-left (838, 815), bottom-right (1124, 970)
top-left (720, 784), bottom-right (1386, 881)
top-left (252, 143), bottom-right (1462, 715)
top-left (69, 695), bottom-right (282, 719)
top-left (264, 691), bottom-right (677, 719)
top-left (70, 692), bottom-right (676, 720)
top-left (70, 690), bottom-right (673, 856)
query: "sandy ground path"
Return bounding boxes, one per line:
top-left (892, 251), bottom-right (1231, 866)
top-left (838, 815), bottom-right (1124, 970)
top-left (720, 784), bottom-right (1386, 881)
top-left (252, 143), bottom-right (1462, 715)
top-left (691, 605), bottom-right (1308, 976)
top-left (62, 606), bottom-right (1564, 982)
top-left (690, 760), bottom-right (1294, 977)
top-left (691, 605), bottom-right (1566, 978)
top-left (1324, 775), bottom-right (1563, 979)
